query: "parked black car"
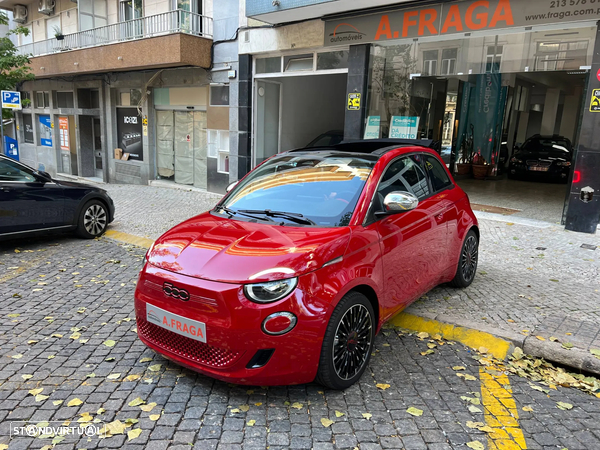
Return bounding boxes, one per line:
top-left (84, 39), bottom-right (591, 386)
top-left (306, 130), bottom-right (344, 148)
top-left (508, 134), bottom-right (573, 182)
top-left (0, 154), bottom-right (115, 240)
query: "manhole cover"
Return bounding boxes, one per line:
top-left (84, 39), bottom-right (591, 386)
top-left (581, 244), bottom-right (597, 250)
top-left (536, 247), bottom-right (547, 251)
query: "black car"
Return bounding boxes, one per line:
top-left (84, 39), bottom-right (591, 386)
top-left (305, 130), bottom-right (344, 148)
top-left (508, 134), bottom-right (573, 182)
top-left (0, 154), bottom-right (115, 240)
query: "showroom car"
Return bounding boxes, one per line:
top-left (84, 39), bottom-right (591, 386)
top-left (134, 140), bottom-right (479, 389)
top-left (0, 154), bottom-right (114, 240)
top-left (508, 134), bottom-right (573, 182)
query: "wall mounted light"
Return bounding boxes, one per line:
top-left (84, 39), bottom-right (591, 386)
top-left (74, 62), bottom-right (79, 66)
top-left (40, 66), bottom-right (45, 70)
top-left (117, 56), bottom-right (123, 60)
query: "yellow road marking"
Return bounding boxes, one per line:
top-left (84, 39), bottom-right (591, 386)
top-left (390, 312), bottom-right (512, 360)
top-left (480, 366), bottom-right (528, 449)
top-left (103, 230), bottom-right (154, 249)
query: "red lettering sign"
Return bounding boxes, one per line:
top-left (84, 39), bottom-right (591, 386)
top-left (402, 11), bottom-right (418, 37)
top-left (419, 9), bottom-right (438, 35)
top-left (465, 1), bottom-right (489, 30)
top-left (375, 15), bottom-right (392, 40)
top-left (441, 5), bottom-right (463, 33)
top-left (489, 0), bottom-right (514, 28)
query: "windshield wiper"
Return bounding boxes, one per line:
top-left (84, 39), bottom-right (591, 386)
top-left (238, 209), bottom-right (316, 226)
top-left (214, 206), bottom-right (275, 222)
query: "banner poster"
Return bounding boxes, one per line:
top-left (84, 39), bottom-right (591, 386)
top-left (59, 117), bottom-right (69, 152)
top-left (117, 108), bottom-right (143, 161)
top-left (38, 115), bottom-right (52, 147)
top-left (454, 82), bottom-right (472, 162)
top-left (473, 73), bottom-right (501, 163)
top-left (363, 116), bottom-right (381, 139)
top-left (390, 116), bottom-right (420, 139)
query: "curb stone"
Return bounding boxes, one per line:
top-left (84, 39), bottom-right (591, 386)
top-left (391, 311), bottom-right (600, 377)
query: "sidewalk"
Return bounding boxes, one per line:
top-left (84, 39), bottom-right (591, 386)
top-left (100, 182), bottom-right (600, 375)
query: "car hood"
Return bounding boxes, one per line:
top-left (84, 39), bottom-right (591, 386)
top-left (53, 179), bottom-right (105, 191)
top-left (516, 149), bottom-right (572, 162)
top-left (147, 212), bottom-right (352, 284)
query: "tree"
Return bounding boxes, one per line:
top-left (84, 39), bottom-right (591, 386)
top-left (0, 11), bottom-right (34, 122)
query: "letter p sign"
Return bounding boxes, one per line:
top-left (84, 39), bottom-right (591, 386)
top-left (1, 90), bottom-right (21, 110)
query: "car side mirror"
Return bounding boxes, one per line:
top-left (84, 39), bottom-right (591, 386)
top-left (226, 181), bottom-right (238, 193)
top-left (375, 191), bottom-right (419, 217)
top-left (35, 170), bottom-right (52, 182)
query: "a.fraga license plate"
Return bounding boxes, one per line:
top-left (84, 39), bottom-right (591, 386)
top-left (146, 303), bottom-right (206, 342)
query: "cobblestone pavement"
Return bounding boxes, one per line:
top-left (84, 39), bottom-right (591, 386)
top-left (2, 237), bottom-right (600, 449)
top-left (97, 183), bottom-right (600, 351)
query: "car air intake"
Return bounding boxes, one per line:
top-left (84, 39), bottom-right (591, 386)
top-left (246, 349), bottom-right (275, 369)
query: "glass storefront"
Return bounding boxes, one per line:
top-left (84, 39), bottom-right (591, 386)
top-left (365, 25), bottom-right (596, 171)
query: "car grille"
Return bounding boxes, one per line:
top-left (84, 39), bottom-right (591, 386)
top-left (526, 160), bottom-right (552, 167)
top-left (138, 316), bottom-right (242, 368)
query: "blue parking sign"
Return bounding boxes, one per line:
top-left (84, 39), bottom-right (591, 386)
top-left (1, 90), bottom-right (21, 109)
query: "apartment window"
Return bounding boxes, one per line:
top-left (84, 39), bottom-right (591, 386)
top-left (118, 89), bottom-right (142, 106)
top-left (120, 0), bottom-right (142, 21)
top-left (486, 45), bottom-right (503, 73)
top-left (423, 50), bottom-right (438, 76)
top-left (56, 92), bottom-right (74, 108)
top-left (35, 91), bottom-right (50, 108)
top-left (19, 25), bottom-right (32, 46)
top-left (209, 85), bottom-right (229, 106)
top-left (208, 130), bottom-right (229, 173)
top-left (534, 40), bottom-right (589, 71)
top-left (20, 92), bottom-right (31, 109)
top-left (45, 16), bottom-right (60, 40)
top-left (441, 48), bottom-right (457, 75)
top-left (256, 57), bottom-right (281, 74)
top-left (79, 0), bottom-right (108, 31)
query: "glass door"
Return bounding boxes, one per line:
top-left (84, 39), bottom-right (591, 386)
top-left (254, 80), bottom-right (281, 167)
top-left (120, 0), bottom-right (143, 38)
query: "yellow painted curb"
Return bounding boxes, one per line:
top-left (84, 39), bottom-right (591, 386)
top-left (104, 230), bottom-right (154, 249)
top-left (390, 312), bottom-right (512, 360)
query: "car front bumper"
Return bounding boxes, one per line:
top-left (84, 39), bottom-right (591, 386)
top-left (509, 163), bottom-right (569, 180)
top-left (134, 264), bottom-right (332, 385)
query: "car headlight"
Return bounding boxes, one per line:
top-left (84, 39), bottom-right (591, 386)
top-left (244, 278), bottom-right (298, 303)
top-left (510, 157), bottom-right (522, 164)
top-left (556, 161), bottom-right (571, 167)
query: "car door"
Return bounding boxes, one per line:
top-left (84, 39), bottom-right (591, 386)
top-left (371, 154), bottom-right (447, 320)
top-left (0, 158), bottom-right (65, 234)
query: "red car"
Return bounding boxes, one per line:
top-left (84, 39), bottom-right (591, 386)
top-left (135, 141), bottom-right (479, 389)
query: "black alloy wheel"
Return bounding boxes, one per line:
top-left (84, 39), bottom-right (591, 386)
top-left (316, 291), bottom-right (375, 389)
top-left (450, 229), bottom-right (479, 288)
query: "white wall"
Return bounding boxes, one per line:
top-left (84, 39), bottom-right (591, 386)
top-left (278, 73), bottom-right (347, 151)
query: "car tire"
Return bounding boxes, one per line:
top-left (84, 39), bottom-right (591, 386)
top-left (76, 199), bottom-right (109, 239)
top-left (316, 291), bottom-right (375, 390)
top-left (450, 229), bottom-right (479, 288)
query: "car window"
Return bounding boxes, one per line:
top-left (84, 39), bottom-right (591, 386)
top-left (0, 158), bottom-right (36, 182)
top-left (222, 153), bottom-right (376, 227)
top-left (423, 155), bottom-right (452, 192)
top-left (377, 155), bottom-right (430, 201)
top-left (522, 138), bottom-right (571, 153)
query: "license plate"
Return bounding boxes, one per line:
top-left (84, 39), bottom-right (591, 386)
top-left (528, 166), bottom-right (549, 172)
top-left (146, 303), bottom-right (206, 343)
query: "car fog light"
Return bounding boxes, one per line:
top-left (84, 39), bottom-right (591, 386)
top-left (262, 312), bottom-right (297, 335)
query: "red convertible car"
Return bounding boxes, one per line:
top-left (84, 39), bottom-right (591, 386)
top-left (135, 140), bottom-right (479, 389)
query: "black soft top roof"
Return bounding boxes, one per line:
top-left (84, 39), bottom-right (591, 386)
top-left (290, 138), bottom-right (439, 158)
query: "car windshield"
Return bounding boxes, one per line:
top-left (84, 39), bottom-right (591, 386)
top-left (522, 138), bottom-right (571, 154)
top-left (220, 152), bottom-right (377, 227)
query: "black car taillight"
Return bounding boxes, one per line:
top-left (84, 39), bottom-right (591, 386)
top-left (246, 349), bottom-right (275, 369)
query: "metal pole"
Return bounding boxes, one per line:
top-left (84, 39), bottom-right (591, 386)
top-left (1, 109), bottom-right (4, 156)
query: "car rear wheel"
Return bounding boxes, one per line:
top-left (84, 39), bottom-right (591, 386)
top-left (316, 291), bottom-right (375, 390)
top-left (76, 200), bottom-right (108, 239)
top-left (450, 229), bottom-right (478, 288)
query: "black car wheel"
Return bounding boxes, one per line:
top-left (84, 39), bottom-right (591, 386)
top-left (316, 291), bottom-right (374, 390)
top-left (450, 229), bottom-right (478, 288)
top-left (76, 200), bottom-right (108, 239)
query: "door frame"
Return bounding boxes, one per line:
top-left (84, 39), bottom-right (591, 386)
top-left (252, 79), bottom-right (283, 169)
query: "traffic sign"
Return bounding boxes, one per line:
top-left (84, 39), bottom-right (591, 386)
top-left (1, 91), bottom-right (21, 110)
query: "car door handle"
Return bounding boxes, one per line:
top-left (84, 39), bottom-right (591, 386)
top-left (0, 186), bottom-right (13, 192)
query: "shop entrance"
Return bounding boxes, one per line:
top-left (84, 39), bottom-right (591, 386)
top-left (254, 72), bottom-right (348, 166)
top-left (366, 25), bottom-right (596, 224)
top-left (156, 110), bottom-right (208, 189)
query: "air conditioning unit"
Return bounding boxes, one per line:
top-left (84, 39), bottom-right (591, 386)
top-left (38, 0), bottom-right (55, 15)
top-left (13, 5), bottom-right (28, 23)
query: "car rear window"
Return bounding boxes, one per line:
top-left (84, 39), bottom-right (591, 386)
top-left (522, 138), bottom-right (571, 153)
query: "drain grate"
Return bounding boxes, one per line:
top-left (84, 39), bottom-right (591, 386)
top-left (581, 244), bottom-right (597, 251)
top-left (536, 247), bottom-right (547, 251)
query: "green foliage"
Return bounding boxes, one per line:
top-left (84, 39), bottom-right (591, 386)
top-left (0, 11), bottom-right (34, 120)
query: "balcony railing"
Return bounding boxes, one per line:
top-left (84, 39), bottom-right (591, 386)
top-left (17, 10), bottom-right (212, 58)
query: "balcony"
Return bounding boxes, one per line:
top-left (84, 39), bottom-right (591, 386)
top-left (17, 10), bottom-right (213, 78)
